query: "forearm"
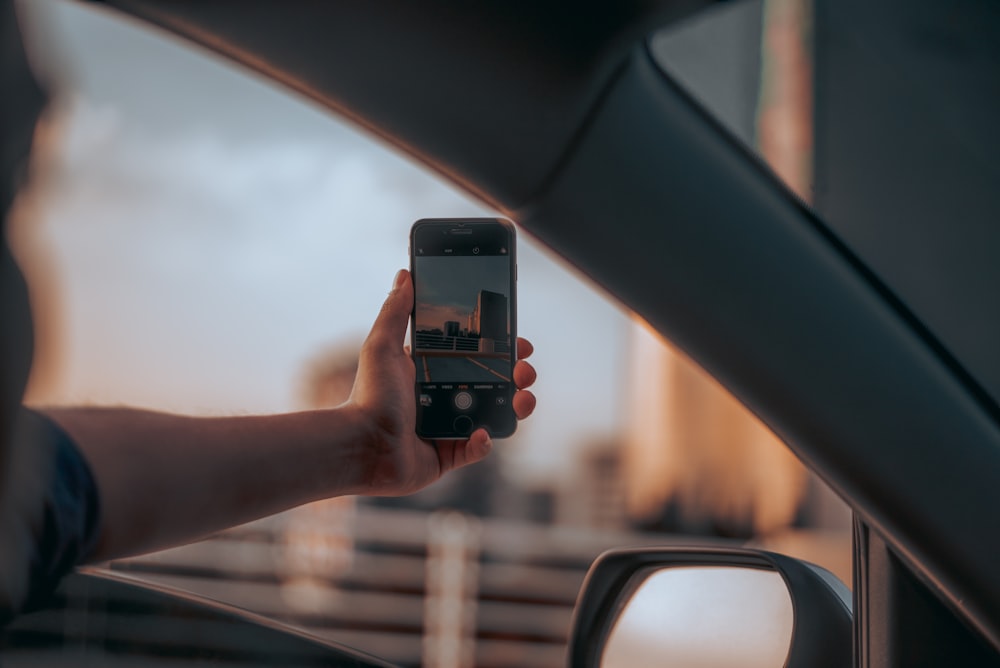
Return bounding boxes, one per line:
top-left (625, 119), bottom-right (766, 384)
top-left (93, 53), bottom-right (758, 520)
top-left (30, 272), bottom-right (529, 567)
top-left (42, 406), bottom-right (375, 562)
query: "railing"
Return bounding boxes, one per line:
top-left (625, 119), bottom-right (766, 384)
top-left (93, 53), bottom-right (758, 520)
top-left (415, 333), bottom-right (481, 352)
top-left (107, 506), bottom-right (690, 668)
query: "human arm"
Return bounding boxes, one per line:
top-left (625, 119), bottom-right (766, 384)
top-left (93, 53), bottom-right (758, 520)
top-left (42, 269), bottom-right (536, 562)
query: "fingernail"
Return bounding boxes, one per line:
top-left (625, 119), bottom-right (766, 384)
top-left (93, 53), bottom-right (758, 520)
top-left (393, 269), bottom-right (407, 290)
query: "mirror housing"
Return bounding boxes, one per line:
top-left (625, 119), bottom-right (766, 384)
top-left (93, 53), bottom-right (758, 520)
top-left (569, 547), bottom-right (852, 668)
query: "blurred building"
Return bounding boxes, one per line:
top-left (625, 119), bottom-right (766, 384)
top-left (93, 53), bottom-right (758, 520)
top-left (277, 343), bottom-right (362, 613)
top-left (623, 326), bottom-right (806, 538)
top-left (622, 0), bottom-right (847, 541)
top-left (555, 441), bottom-right (627, 531)
top-left (7, 111), bottom-right (69, 406)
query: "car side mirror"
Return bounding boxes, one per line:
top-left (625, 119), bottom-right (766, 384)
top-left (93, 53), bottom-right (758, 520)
top-left (568, 547), bottom-right (852, 668)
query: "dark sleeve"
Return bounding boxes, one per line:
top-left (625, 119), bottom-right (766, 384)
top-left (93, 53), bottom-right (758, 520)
top-left (1, 408), bottom-right (102, 620)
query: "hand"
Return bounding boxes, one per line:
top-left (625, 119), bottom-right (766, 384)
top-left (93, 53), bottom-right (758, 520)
top-left (347, 269), bottom-right (536, 496)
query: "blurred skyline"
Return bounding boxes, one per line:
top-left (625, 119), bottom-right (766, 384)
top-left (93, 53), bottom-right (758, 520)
top-left (12, 0), bottom-right (631, 484)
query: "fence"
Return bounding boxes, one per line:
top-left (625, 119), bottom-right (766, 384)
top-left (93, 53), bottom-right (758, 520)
top-left (107, 506), bottom-right (686, 667)
top-left (414, 333), bottom-right (481, 352)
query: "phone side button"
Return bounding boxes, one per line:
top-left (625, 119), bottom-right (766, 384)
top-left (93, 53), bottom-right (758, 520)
top-left (453, 415), bottom-right (474, 436)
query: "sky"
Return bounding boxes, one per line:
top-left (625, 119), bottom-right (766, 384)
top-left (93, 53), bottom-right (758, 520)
top-left (13, 0), bottom-right (633, 484)
top-left (414, 255), bottom-right (510, 332)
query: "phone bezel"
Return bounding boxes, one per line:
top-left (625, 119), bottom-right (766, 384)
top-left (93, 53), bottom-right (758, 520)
top-left (409, 217), bottom-right (518, 440)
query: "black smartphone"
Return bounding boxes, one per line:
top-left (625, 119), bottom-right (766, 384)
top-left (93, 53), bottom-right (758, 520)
top-left (410, 218), bottom-right (517, 439)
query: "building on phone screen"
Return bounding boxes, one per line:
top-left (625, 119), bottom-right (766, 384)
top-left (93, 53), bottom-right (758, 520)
top-left (471, 290), bottom-right (507, 353)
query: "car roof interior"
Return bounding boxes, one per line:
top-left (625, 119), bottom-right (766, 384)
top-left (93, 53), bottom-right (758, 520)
top-left (79, 0), bottom-right (1000, 659)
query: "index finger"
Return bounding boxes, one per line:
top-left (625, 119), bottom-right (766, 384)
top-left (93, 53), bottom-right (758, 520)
top-left (516, 337), bottom-right (534, 360)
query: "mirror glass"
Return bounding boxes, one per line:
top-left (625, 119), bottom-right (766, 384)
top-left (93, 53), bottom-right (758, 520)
top-left (602, 566), bottom-right (793, 668)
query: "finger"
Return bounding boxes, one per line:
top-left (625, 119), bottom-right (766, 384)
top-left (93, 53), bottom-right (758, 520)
top-left (512, 389), bottom-right (536, 419)
top-left (462, 429), bottom-right (493, 464)
top-left (516, 337), bottom-right (534, 360)
top-left (436, 430), bottom-right (493, 474)
top-left (431, 440), bottom-right (460, 473)
top-left (513, 360), bottom-right (537, 389)
top-left (366, 269), bottom-right (412, 351)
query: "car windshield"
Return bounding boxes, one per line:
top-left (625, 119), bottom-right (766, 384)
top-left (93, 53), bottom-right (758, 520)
top-left (7, 1), bottom-right (854, 666)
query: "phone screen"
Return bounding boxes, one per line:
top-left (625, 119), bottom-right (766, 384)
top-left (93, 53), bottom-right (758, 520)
top-left (410, 219), bottom-right (517, 439)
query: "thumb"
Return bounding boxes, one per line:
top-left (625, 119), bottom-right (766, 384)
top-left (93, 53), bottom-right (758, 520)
top-left (464, 429), bottom-right (494, 464)
top-left (367, 269), bottom-right (412, 349)
top-left (439, 429), bottom-right (494, 475)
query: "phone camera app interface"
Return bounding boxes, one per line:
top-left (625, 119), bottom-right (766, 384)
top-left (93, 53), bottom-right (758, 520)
top-left (414, 256), bottom-right (511, 383)
top-left (413, 222), bottom-right (514, 436)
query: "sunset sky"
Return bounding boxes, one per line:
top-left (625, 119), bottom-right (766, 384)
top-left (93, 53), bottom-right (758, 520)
top-left (414, 255), bottom-right (509, 332)
top-left (12, 0), bottom-right (632, 483)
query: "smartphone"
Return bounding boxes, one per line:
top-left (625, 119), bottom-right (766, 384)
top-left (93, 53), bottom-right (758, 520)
top-left (410, 218), bottom-right (517, 439)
